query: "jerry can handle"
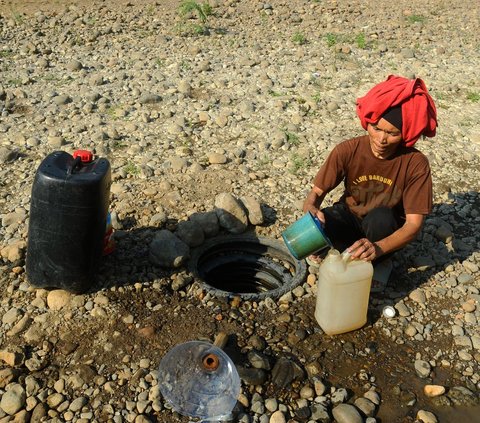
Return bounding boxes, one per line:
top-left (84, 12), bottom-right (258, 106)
top-left (67, 156), bottom-right (83, 175)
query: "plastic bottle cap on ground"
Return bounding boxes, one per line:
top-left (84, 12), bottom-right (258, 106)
top-left (382, 306), bottom-right (396, 318)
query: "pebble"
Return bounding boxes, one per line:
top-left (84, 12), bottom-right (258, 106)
top-left (332, 403), bottom-right (363, 423)
top-left (269, 410), bottom-right (286, 423)
top-left (363, 390), bottom-right (381, 406)
top-left (416, 409), bottom-right (438, 423)
top-left (409, 289), bottom-right (426, 304)
top-left (414, 360), bottom-right (432, 378)
top-left (331, 388), bottom-right (349, 405)
top-left (424, 385), bottom-right (446, 397)
top-left (0, 383), bottom-right (26, 415)
top-left (354, 397), bottom-right (376, 417)
top-left (46, 290), bottom-right (71, 310)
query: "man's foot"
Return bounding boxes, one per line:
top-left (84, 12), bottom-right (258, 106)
top-left (371, 259), bottom-right (393, 293)
top-left (306, 254), bottom-right (323, 265)
top-left (306, 254), bottom-right (323, 269)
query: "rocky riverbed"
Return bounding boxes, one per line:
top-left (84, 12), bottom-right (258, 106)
top-left (1, 0), bottom-right (479, 422)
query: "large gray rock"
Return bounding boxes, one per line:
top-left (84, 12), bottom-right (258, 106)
top-left (215, 193), bottom-right (248, 234)
top-left (149, 230), bottom-right (190, 268)
top-left (189, 211), bottom-right (220, 238)
top-left (175, 220), bottom-right (205, 247)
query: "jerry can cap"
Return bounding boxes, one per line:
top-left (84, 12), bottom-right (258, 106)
top-left (73, 150), bottom-right (94, 163)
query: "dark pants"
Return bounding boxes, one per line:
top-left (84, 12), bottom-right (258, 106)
top-left (322, 203), bottom-right (401, 263)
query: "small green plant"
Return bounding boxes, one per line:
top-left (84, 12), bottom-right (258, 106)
top-left (42, 73), bottom-right (61, 82)
top-left (179, 0), bottom-right (209, 24)
top-left (289, 153), bottom-right (311, 175)
top-left (155, 58), bottom-right (165, 67)
top-left (311, 92), bottom-right (322, 104)
top-left (292, 32), bottom-right (307, 45)
top-left (202, 2), bottom-right (213, 17)
top-left (385, 60), bottom-right (398, 71)
top-left (7, 78), bottom-right (22, 86)
top-left (176, 1), bottom-right (213, 36)
top-left (356, 32), bottom-right (366, 49)
top-left (466, 91), bottom-right (480, 103)
top-left (105, 106), bottom-right (118, 120)
top-left (407, 14), bottom-right (426, 24)
top-left (284, 130), bottom-right (300, 146)
top-left (125, 161), bottom-right (140, 176)
top-left (179, 59), bottom-right (191, 71)
top-left (146, 4), bottom-right (156, 15)
top-left (0, 50), bottom-right (13, 58)
top-left (10, 8), bottom-right (24, 24)
top-left (111, 140), bottom-right (127, 149)
top-left (268, 89), bottom-right (285, 97)
top-left (257, 154), bottom-right (272, 168)
top-left (325, 33), bottom-right (337, 47)
top-left (260, 11), bottom-right (269, 24)
top-left (85, 17), bottom-right (97, 26)
top-left (175, 21), bottom-right (208, 36)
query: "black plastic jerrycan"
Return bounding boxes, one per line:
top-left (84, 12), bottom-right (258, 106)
top-left (26, 150), bottom-right (111, 293)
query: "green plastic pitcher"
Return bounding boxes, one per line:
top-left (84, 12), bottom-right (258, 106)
top-left (282, 212), bottom-right (332, 260)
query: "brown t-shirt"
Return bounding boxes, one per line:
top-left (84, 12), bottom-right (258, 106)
top-left (313, 135), bottom-right (432, 218)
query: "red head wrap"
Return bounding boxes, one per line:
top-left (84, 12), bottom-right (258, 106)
top-left (356, 75), bottom-right (437, 147)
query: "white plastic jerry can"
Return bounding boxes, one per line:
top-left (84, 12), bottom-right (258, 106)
top-left (315, 249), bottom-right (374, 335)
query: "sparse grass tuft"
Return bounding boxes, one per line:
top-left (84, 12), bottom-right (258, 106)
top-left (466, 91), bottom-right (480, 103)
top-left (176, 1), bottom-right (214, 36)
top-left (356, 32), bottom-right (366, 49)
top-left (0, 50), bottom-right (13, 58)
top-left (311, 92), bottom-right (322, 104)
top-left (289, 153), bottom-right (311, 175)
top-left (125, 161), bottom-right (140, 176)
top-left (111, 140), bottom-right (127, 149)
top-left (284, 130), bottom-right (300, 146)
top-left (175, 21), bottom-right (208, 36)
top-left (202, 2), bottom-right (213, 17)
top-left (6, 78), bottom-right (22, 86)
top-left (105, 105), bottom-right (125, 120)
top-left (179, 0), bottom-right (209, 24)
top-left (10, 8), bottom-right (24, 24)
top-left (257, 154), bottom-right (272, 168)
top-left (268, 90), bottom-right (285, 97)
top-left (325, 33), bottom-right (337, 47)
top-left (407, 14), bottom-right (426, 24)
top-left (179, 59), bottom-right (191, 71)
top-left (292, 33), bottom-right (307, 45)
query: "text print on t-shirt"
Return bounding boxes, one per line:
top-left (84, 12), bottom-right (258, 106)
top-left (349, 175), bottom-right (401, 209)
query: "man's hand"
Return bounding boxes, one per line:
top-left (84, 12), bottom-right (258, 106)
top-left (347, 238), bottom-right (382, 261)
top-left (303, 185), bottom-right (327, 225)
top-left (348, 213), bottom-right (425, 261)
top-left (304, 206), bottom-right (326, 225)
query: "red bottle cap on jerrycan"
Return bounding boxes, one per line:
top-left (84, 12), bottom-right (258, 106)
top-left (73, 149), bottom-right (94, 163)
